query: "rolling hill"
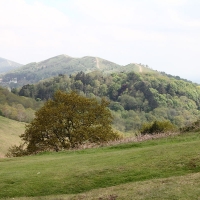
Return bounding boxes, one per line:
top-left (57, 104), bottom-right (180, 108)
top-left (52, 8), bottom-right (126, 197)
top-left (0, 57), bottom-right (22, 73)
top-left (1, 54), bottom-right (156, 87)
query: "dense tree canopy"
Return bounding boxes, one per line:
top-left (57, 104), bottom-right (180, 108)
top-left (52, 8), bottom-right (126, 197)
top-left (19, 91), bottom-right (119, 154)
top-left (15, 71), bottom-right (200, 132)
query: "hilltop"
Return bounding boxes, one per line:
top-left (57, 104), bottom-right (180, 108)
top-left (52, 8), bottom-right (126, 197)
top-left (1, 54), bottom-right (157, 87)
top-left (0, 57), bottom-right (22, 73)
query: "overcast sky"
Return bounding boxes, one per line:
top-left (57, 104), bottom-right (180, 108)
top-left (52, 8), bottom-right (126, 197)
top-left (0, 0), bottom-right (200, 82)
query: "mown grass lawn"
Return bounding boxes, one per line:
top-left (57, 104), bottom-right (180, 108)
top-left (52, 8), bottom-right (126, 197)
top-left (0, 132), bottom-right (200, 199)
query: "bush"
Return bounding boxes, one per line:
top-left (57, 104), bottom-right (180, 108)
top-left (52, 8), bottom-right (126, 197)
top-left (180, 119), bottom-right (200, 132)
top-left (140, 120), bottom-right (176, 135)
top-left (6, 144), bottom-right (27, 157)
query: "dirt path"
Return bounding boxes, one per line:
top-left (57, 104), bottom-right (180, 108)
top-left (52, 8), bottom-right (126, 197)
top-left (139, 65), bottom-right (142, 73)
top-left (96, 57), bottom-right (100, 69)
top-left (135, 64), bottom-right (142, 73)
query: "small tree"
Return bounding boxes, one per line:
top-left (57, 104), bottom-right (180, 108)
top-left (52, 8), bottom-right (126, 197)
top-left (8, 91), bottom-right (119, 156)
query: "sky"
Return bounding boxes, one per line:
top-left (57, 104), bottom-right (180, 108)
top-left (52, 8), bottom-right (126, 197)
top-left (0, 0), bottom-right (200, 83)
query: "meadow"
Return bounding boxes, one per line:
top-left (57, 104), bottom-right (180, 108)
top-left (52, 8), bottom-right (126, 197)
top-left (0, 131), bottom-right (200, 199)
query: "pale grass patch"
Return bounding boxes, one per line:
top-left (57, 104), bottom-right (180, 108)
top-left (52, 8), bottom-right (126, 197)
top-left (0, 116), bottom-right (25, 157)
top-left (73, 131), bottom-right (180, 150)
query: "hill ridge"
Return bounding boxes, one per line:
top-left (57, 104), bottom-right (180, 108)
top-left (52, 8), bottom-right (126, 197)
top-left (0, 57), bottom-right (22, 73)
top-left (0, 54), bottom-right (194, 87)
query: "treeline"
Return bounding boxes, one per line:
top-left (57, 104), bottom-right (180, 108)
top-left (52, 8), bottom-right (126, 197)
top-left (13, 71), bottom-right (200, 132)
top-left (0, 87), bottom-right (43, 122)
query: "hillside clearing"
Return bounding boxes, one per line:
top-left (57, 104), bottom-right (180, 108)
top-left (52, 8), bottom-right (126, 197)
top-left (0, 116), bottom-right (25, 157)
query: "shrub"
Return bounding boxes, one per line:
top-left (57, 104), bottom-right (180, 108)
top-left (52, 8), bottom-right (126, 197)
top-left (140, 120), bottom-right (176, 135)
top-left (180, 119), bottom-right (200, 132)
top-left (6, 144), bottom-right (28, 157)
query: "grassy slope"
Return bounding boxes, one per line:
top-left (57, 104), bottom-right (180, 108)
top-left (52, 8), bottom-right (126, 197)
top-left (0, 132), bottom-right (200, 199)
top-left (8, 173), bottom-right (200, 200)
top-left (0, 116), bottom-right (25, 157)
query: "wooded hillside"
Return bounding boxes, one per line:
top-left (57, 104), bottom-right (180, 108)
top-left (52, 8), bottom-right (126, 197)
top-left (14, 71), bottom-right (200, 132)
top-left (0, 86), bottom-right (42, 122)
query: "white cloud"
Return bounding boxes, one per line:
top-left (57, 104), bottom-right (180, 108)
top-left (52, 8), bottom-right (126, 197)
top-left (0, 0), bottom-right (71, 62)
top-left (168, 9), bottom-right (200, 28)
top-left (0, 0), bottom-right (70, 28)
top-left (0, 0), bottom-right (200, 82)
top-left (74, 0), bottom-right (136, 24)
top-left (153, 0), bottom-right (188, 6)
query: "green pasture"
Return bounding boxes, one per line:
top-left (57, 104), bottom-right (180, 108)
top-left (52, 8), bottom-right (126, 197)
top-left (0, 132), bottom-right (200, 199)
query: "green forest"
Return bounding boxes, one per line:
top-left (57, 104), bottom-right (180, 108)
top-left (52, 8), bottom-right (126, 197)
top-left (5, 70), bottom-right (199, 133)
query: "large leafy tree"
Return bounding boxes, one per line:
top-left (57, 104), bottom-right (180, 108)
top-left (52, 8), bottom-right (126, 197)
top-left (19, 91), bottom-right (119, 154)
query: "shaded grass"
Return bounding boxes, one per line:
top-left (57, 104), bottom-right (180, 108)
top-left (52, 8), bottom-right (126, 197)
top-left (0, 132), bottom-right (200, 199)
top-left (0, 116), bottom-right (25, 157)
top-left (5, 172), bottom-right (200, 200)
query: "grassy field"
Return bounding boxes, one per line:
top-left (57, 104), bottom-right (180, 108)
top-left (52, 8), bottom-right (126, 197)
top-left (5, 173), bottom-right (200, 200)
top-left (0, 116), bottom-right (25, 157)
top-left (0, 131), bottom-right (200, 199)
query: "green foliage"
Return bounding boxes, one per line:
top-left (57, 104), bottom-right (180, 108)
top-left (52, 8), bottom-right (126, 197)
top-left (8, 91), bottom-right (119, 156)
top-left (0, 86), bottom-right (42, 122)
top-left (140, 120), bottom-right (177, 134)
top-left (8, 69), bottom-right (200, 132)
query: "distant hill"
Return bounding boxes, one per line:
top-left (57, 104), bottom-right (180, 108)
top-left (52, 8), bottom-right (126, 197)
top-left (0, 57), bottom-right (22, 73)
top-left (1, 54), bottom-right (156, 87)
